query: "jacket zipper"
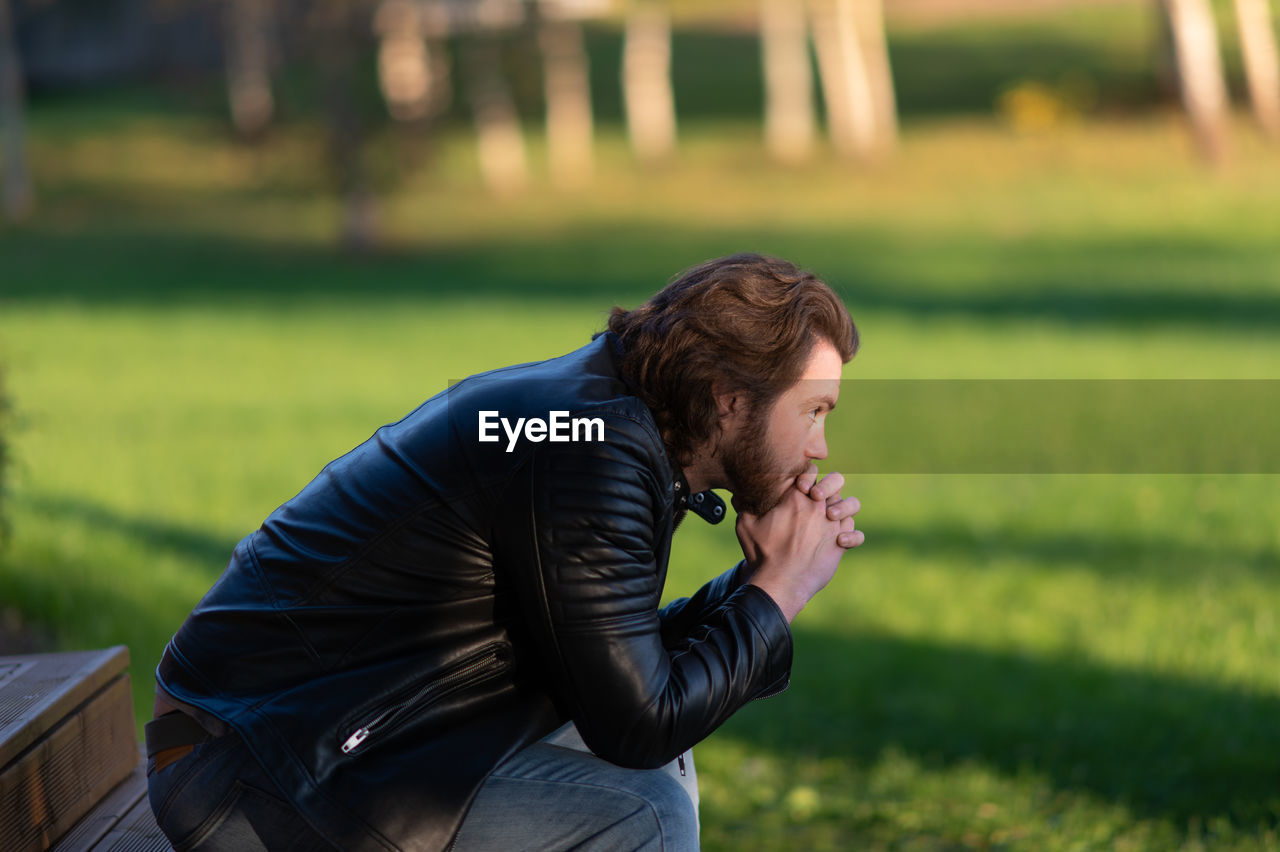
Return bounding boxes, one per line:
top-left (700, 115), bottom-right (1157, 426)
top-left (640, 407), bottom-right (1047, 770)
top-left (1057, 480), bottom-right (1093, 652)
top-left (340, 644), bottom-right (510, 754)
top-left (750, 678), bottom-right (790, 703)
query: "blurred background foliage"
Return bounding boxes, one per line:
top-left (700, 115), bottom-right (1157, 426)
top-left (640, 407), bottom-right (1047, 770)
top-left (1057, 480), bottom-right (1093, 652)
top-left (2, 0), bottom-right (1280, 849)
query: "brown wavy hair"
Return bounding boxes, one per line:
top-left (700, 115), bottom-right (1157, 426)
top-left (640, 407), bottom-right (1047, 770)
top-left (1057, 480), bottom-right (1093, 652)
top-left (606, 254), bottom-right (858, 465)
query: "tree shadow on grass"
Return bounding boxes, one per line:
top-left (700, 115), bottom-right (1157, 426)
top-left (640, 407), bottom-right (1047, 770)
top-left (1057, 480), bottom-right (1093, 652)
top-left (857, 517), bottom-right (1280, 583)
top-left (2, 492), bottom-right (243, 725)
top-left (17, 492), bottom-right (238, 570)
top-left (723, 625), bottom-right (1280, 832)
top-left (0, 528), bottom-right (212, 729)
top-left (4, 225), bottom-right (1280, 332)
top-left (8, 492), bottom-right (1280, 831)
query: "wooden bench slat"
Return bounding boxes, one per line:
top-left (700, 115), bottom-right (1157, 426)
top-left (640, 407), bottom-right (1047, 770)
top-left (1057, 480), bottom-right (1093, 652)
top-left (87, 793), bottom-right (174, 852)
top-left (0, 648), bottom-right (131, 770)
top-left (0, 648), bottom-right (139, 852)
top-left (50, 762), bottom-right (148, 852)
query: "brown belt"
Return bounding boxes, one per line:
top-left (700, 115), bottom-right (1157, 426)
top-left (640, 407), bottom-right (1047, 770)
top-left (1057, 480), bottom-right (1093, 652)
top-left (145, 710), bottom-right (216, 775)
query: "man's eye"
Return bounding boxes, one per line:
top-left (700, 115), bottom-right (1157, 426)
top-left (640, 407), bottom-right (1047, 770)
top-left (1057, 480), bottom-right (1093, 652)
top-left (809, 409), bottom-right (819, 421)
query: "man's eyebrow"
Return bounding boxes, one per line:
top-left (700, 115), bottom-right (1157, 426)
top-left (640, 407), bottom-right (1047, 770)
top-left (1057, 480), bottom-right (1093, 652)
top-left (804, 395), bottom-right (838, 412)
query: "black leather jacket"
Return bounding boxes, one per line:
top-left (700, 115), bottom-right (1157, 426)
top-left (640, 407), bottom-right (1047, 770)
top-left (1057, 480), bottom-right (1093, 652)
top-left (157, 331), bottom-right (793, 851)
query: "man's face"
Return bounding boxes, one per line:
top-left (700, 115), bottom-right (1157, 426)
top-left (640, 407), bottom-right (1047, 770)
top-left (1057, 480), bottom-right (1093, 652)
top-left (721, 339), bottom-right (844, 515)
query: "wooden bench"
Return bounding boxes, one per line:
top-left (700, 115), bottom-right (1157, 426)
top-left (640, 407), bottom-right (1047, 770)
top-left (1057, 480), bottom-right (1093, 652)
top-left (0, 646), bottom-right (174, 851)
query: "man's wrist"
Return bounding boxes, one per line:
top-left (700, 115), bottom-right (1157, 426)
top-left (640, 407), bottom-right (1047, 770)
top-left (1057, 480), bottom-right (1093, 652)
top-left (746, 578), bottom-right (802, 624)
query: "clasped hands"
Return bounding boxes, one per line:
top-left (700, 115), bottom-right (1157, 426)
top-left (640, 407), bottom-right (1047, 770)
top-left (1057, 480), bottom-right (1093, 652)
top-left (735, 462), bottom-right (864, 623)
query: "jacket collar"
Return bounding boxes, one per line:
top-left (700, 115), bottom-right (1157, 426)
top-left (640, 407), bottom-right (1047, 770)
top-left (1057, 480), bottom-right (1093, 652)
top-left (598, 330), bottom-right (725, 524)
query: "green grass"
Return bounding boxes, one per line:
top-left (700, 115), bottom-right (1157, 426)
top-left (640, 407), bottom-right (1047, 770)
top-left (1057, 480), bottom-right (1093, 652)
top-left (4, 13), bottom-right (1280, 847)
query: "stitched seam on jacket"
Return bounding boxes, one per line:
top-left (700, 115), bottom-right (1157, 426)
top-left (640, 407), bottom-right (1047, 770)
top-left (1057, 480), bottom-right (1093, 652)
top-left (524, 454), bottom-right (571, 713)
top-left (245, 540), bottom-right (324, 662)
top-left (733, 588), bottom-right (792, 662)
top-left (526, 410), bottom-right (668, 741)
top-left (551, 609), bottom-right (656, 636)
top-left (296, 479), bottom-right (499, 607)
top-left (247, 707), bottom-right (400, 851)
top-left (243, 539), bottom-right (280, 609)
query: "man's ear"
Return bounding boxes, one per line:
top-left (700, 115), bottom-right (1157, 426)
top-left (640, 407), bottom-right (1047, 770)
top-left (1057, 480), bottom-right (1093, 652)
top-left (714, 386), bottom-right (744, 421)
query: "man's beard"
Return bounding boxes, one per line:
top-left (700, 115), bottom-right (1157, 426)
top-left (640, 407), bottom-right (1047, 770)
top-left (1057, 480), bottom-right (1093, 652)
top-left (720, 405), bottom-right (808, 516)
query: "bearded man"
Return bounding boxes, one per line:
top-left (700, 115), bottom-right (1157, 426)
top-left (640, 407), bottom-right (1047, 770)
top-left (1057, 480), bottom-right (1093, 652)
top-left (145, 253), bottom-right (864, 851)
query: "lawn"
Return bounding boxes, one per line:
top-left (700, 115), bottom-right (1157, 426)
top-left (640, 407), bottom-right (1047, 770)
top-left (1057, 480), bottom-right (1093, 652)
top-left (3, 11), bottom-right (1280, 850)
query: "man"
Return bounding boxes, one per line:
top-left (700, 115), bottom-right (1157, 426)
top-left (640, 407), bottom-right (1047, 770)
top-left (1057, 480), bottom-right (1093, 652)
top-left (146, 253), bottom-right (864, 851)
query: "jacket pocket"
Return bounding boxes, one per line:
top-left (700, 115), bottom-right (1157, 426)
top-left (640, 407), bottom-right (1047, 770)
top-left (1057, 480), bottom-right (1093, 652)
top-left (339, 642), bottom-right (512, 754)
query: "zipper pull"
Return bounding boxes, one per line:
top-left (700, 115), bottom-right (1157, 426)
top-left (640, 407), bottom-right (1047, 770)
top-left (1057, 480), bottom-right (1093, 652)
top-left (341, 727), bottom-right (371, 754)
top-left (678, 752), bottom-right (686, 776)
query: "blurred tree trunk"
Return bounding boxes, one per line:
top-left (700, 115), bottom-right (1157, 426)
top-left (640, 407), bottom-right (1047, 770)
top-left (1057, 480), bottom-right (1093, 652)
top-left (539, 4), bottom-right (594, 187)
top-left (856, 0), bottom-right (897, 154)
top-left (226, 0), bottom-right (275, 140)
top-left (314, 0), bottom-right (380, 251)
top-left (1153, 0), bottom-right (1182, 100)
top-left (1234, 0), bottom-right (1280, 140)
top-left (375, 0), bottom-right (449, 123)
top-left (0, 0), bottom-right (32, 221)
top-left (623, 0), bottom-right (676, 163)
top-left (760, 0), bottom-right (814, 163)
top-left (1163, 0), bottom-right (1230, 163)
top-left (462, 34), bottom-right (527, 195)
top-left (811, 0), bottom-right (876, 160)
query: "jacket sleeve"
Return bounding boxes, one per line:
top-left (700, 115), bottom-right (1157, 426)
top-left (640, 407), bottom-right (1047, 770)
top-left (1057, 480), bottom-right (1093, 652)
top-left (496, 414), bottom-right (792, 769)
top-left (657, 560), bottom-right (752, 649)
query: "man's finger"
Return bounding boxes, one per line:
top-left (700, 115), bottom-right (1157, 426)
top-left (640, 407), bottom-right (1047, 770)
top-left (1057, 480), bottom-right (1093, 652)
top-left (837, 530), bottom-right (865, 548)
top-left (826, 495), bottom-right (861, 520)
top-left (795, 462), bottom-right (820, 494)
top-left (809, 471), bottom-right (845, 502)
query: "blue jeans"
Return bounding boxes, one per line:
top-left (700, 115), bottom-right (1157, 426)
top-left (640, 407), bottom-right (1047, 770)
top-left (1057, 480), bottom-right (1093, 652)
top-left (453, 722), bottom-right (700, 851)
top-left (147, 723), bottom-right (698, 851)
top-left (147, 730), bottom-right (334, 851)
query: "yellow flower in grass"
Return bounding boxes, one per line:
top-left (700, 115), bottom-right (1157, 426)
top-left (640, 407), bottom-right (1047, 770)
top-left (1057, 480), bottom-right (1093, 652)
top-left (784, 785), bottom-right (820, 821)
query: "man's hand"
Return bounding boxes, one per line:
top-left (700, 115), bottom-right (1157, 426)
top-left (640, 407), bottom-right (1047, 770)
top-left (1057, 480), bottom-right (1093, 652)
top-left (796, 462), bottom-right (863, 549)
top-left (736, 465), bottom-right (864, 623)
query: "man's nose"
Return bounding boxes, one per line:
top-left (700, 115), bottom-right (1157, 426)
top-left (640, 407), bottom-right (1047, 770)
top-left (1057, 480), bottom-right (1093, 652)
top-left (807, 429), bottom-right (828, 461)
